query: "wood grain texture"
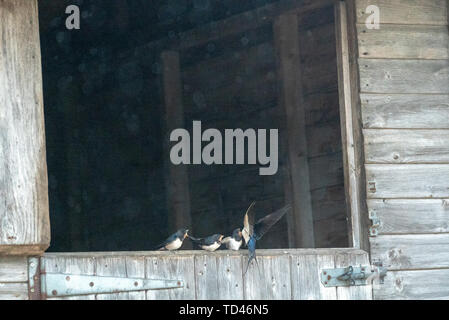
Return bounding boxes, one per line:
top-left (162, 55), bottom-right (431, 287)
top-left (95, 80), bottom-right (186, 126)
top-left (374, 269), bottom-right (449, 300)
top-left (216, 254), bottom-right (244, 299)
top-left (361, 94), bottom-right (449, 129)
top-left (145, 254), bottom-right (196, 300)
top-left (364, 129), bottom-right (449, 163)
top-left (370, 234), bottom-right (449, 270)
top-left (359, 59), bottom-right (449, 94)
top-left (243, 254), bottom-right (291, 300)
top-left (368, 199), bottom-right (449, 234)
top-left (291, 254), bottom-right (337, 300)
top-left (355, 0), bottom-right (448, 25)
top-left (357, 24), bottom-right (449, 59)
top-left (194, 254), bottom-right (219, 300)
top-left (0, 283), bottom-right (28, 300)
top-left (336, 252), bottom-right (372, 300)
top-left (0, 0), bottom-right (50, 254)
top-left (366, 164), bottom-right (449, 198)
top-left (0, 257), bottom-right (27, 282)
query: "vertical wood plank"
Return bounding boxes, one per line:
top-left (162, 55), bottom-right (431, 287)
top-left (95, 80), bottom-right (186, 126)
top-left (335, 252), bottom-right (372, 300)
top-left (194, 254), bottom-right (219, 299)
top-left (216, 254), bottom-right (244, 300)
top-left (95, 256), bottom-right (129, 300)
top-left (0, 0), bottom-right (50, 255)
top-left (274, 13), bottom-right (315, 248)
top-left (291, 254), bottom-right (337, 300)
top-left (125, 256), bottom-right (146, 300)
top-left (145, 254), bottom-right (196, 300)
top-left (243, 254), bottom-right (291, 300)
top-left (335, 0), bottom-right (370, 251)
top-left (42, 255), bottom-right (96, 300)
top-left (161, 51), bottom-right (193, 247)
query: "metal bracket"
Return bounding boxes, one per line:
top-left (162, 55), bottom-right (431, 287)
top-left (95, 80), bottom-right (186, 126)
top-left (369, 209), bottom-right (381, 236)
top-left (321, 265), bottom-right (387, 287)
top-left (40, 273), bottom-right (184, 298)
top-left (28, 257), bottom-right (41, 300)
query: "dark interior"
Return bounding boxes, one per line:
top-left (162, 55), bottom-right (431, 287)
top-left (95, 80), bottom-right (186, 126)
top-left (39, 0), bottom-right (349, 252)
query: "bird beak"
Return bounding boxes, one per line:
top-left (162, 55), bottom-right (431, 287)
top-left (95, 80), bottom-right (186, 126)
top-left (185, 231), bottom-right (189, 239)
top-left (219, 235), bottom-right (224, 242)
top-left (239, 230), bottom-right (242, 237)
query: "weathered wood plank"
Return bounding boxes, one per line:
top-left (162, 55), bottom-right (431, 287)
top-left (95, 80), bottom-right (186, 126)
top-left (336, 252), bottom-right (372, 300)
top-left (370, 234), bottom-right (449, 270)
top-left (274, 13), bottom-right (314, 248)
top-left (367, 199), bottom-right (449, 234)
top-left (357, 24), bottom-right (449, 59)
top-left (336, 0), bottom-right (370, 251)
top-left (125, 256), bottom-right (146, 300)
top-left (95, 256), bottom-right (129, 300)
top-left (356, 0), bottom-right (448, 25)
top-left (366, 164), bottom-right (449, 198)
top-left (359, 59), bottom-right (449, 94)
top-left (0, 257), bottom-right (27, 282)
top-left (216, 254), bottom-right (244, 300)
top-left (374, 269), bottom-right (449, 300)
top-left (43, 255), bottom-right (96, 300)
top-left (145, 255), bottom-right (196, 300)
top-left (291, 254), bottom-right (337, 300)
top-left (243, 254), bottom-right (291, 300)
top-left (0, 0), bottom-right (50, 254)
top-left (364, 129), bottom-right (449, 163)
top-left (0, 283), bottom-right (28, 300)
top-left (309, 152), bottom-right (344, 191)
top-left (361, 94), bottom-right (449, 129)
top-left (194, 254), bottom-right (219, 300)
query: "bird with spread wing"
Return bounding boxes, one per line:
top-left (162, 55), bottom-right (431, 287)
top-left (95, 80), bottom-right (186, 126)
top-left (242, 202), bottom-right (292, 276)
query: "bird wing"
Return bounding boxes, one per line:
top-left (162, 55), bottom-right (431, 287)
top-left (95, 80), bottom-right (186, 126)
top-left (153, 233), bottom-right (177, 250)
top-left (242, 201), bottom-right (256, 244)
top-left (221, 236), bottom-right (232, 244)
top-left (254, 204), bottom-right (291, 240)
top-left (188, 235), bottom-right (204, 245)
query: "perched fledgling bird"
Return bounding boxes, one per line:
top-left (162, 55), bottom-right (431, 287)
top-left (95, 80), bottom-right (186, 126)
top-left (154, 228), bottom-right (189, 251)
top-left (222, 228), bottom-right (243, 251)
top-left (242, 202), bottom-right (291, 275)
top-left (189, 234), bottom-right (224, 252)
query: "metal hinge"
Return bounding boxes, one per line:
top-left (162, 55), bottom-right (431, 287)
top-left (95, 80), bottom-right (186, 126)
top-left (28, 257), bottom-right (184, 299)
top-left (320, 264), bottom-right (387, 287)
top-left (369, 209), bottom-right (381, 236)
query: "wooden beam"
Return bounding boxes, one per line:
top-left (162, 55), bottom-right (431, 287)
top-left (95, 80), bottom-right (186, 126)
top-left (274, 13), bottom-right (315, 248)
top-left (334, 1), bottom-right (370, 251)
top-left (161, 51), bottom-right (193, 247)
top-left (0, 0), bottom-right (50, 255)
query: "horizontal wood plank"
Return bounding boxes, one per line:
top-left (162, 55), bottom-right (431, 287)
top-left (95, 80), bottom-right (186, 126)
top-left (364, 129), bottom-right (449, 163)
top-left (357, 24), bottom-right (449, 59)
top-left (368, 199), bottom-right (449, 234)
top-left (361, 94), bottom-right (449, 129)
top-left (359, 59), bottom-right (449, 94)
top-left (356, 0), bottom-right (448, 25)
top-left (0, 283), bottom-right (28, 300)
top-left (366, 164), bottom-right (449, 198)
top-left (0, 257), bottom-right (28, 282)
top-left (374, 269), bottom-right (449, 300)
top-left (370, 234), bottom-right (449, 270)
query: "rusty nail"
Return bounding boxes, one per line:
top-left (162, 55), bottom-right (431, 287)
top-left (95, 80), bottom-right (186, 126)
top-left (327, 275), bottom-right (331, 280)
top-left (177, 281), bottom-right (181, 286)
top-left (134, 281), bottom-right (138, 287)
top-left (323, 271), bottom-right (327, 275)
top-left (52, 290), bottom-right (57, 296)
top-left (89, 282), bottom-right (94, 287)
top-left (66, 276), bottom-right (70, 281)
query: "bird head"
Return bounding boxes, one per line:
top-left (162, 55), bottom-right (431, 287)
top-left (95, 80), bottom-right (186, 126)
top-left (178, 228), bottom-right (189, 240)
top-left (217, 234), bottom-right (224, 243)
top-left (233, 228), bottom-right (243, 241)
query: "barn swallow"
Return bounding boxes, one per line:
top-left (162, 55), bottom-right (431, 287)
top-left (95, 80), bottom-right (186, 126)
top-left (189, 234), bottom-right (224, 252)
top-left (154, 228), bottom-right (189, 251)
top-left (222, 228), bottom-right (243, 251)
top-left (242, 202), bottom-right (291, 276)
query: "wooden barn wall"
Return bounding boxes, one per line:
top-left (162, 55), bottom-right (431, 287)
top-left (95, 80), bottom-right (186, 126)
top-left (0, 257), bottom-right (29, 300)
top-left (40, 249), bottom-right (371, 300)
top-left (179, 5), bottom-right (348, 249)
top-left (354, 0), bottom-right (449, 299)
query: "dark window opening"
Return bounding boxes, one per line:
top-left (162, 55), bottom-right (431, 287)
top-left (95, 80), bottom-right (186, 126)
top-left (39, 0), bottom-right (349, 252)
